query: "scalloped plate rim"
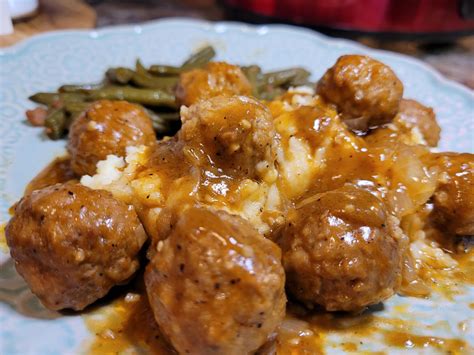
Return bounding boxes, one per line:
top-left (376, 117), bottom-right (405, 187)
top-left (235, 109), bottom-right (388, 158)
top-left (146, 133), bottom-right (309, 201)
top-left (0, 17), bottom-right (472, 99)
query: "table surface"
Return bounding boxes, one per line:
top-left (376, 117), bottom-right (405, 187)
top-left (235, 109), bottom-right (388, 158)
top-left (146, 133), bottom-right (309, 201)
top-left (0, 0), bottom-right (96, 47)
top-left (3, 0), bottom-right (474, 89)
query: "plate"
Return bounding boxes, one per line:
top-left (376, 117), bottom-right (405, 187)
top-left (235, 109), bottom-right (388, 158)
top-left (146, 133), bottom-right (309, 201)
top-left (0, 18), bottom-right (473, 354)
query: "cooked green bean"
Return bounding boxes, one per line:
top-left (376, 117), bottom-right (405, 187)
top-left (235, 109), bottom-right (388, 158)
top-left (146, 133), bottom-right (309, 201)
top-left (132, 60), bottom-right (179, 90)
top-left (143, 108), bottom-right (180, 135)
top-left (59, 83), bottom-right (104, 93)
top-left (241, 65), bottom-right (262, 96)
top-left (131, 72), bottom-right (176, 90)
top-left (145, 109), bottom-right (167, 132)
top-left (289, 70), bottom-right (312, 86)
top-left (106, 67), bottom-right (135, 84)
top-left (29, 92), bottom-right (86, 105)
top-left (259, 87), bottom-right (286, 101)
top-left (63, 102), bottom-right (90, 115)
top-left (181, 45), bottom-right (216, 70)
top-left (44, 109), bottom-right (67, 140)
top-left (155, 112), bottom-right (180, 121)
top-left (149, 65), bottom-right (182, 75)
top-left (151, 118), bottom-right (168, 133)
top-left (262, 68), bottom-right (311, 87)
top-left (29, 93), bottom-right (60, 105)
top-left (135, 59), bottom-right (148, 76)
top-left (84, 86), bottom-right (177, 108)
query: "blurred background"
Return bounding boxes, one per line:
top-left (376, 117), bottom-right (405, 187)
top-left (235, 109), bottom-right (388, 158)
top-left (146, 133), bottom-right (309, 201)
top-left (1, 0), bottom-right (473, 88)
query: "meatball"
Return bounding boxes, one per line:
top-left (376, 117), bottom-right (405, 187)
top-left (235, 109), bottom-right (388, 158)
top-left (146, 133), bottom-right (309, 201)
top-left (317, 55), bottom-right (403, 131)
top-left (281, 184), bottom-right (405, 312)
top-left (5, 183), bottom-right (148, 311)
top-left (176, 62), bottom-right (252, 106)
top-left (430, 153), bottom-right (474, 235)
top-left (145, 207), bottom-right (286, 355)
top-left (179, 95), bottom-right (277, 181)
top-left (68, 100), bottom-right (156, 176)
top-left (395, 99), bottom-right (440, 147)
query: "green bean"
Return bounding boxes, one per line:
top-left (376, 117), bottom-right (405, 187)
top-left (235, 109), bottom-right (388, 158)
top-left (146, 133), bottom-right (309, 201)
top-left (135, 59), bottom-right (148, 76)
top-left (155, 112), bottom-right (180, 121)
top-left (241, 65), bottom-right (262, 80)
top-left (84, 86), bottom-right (177, 108)
top-left (289, 70), bottom-right (312, 86)
top-left (29, 92), bottom-right (86, 105)
top-left (29, 93), bottom-right (60, 105)
top-left (259, 87), bottom-right (286, 101)
top-left (145, 109), bottom-right (167, 133)
top-left (106, 67), bottom-right (135, 84)
top-left (132, 73), bottom-right (179, 90)
top-left (44, 109), bottom-right (67, 140)
top-left (132, 61), bottom-right (178, 90)
top-left (181, 45), bottom-right (216, 70)
top-left (241, 65), bottom-right (262, 96)
top-left (143, 108), bottom-right (179, 135)
top-left (59, 83), bottom-right (104, 93)
top-left (63, 102), bottom-right (90, 115)
top-left (151, 118), bottom-right (168, 133)
top-left (262, 68), bottom-right (311, 87)
top-left (149, 65), bottom-right (182, 75)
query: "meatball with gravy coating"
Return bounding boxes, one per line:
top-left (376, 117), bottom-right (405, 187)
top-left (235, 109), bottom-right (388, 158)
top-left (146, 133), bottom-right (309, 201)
top-left (317, 55), bottom-right (403, 132)
top-left (430, 153), bottom-right (474, 236)
top-left (281, 184), bottom-right (405, 312)
top-left (68, 100), bottom-right (156, 176)
top-left (145, 207), bottom-right (286, 355)
top-left (179, 95), bottom-right (277, 181)
top-left (5, 183), bottom-right (148, 311)
top-left (395, 99), bottom-right (440, 147)
top-left (176, 62), bottom-right (252, 106)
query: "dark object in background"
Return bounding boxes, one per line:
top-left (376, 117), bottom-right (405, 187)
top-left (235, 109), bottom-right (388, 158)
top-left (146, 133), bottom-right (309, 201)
top-left (224, 0), bottom-right (474, 40)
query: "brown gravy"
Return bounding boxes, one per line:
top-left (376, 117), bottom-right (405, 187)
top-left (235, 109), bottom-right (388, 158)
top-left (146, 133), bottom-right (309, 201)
top-left (84, 290), bottom-right (174, 354)
top-left (83, 291), bottom-right (469, 354)
top-left (24, 156), bottom-right (77, 195)
top-left (383, 330), bottom-right (467, 353)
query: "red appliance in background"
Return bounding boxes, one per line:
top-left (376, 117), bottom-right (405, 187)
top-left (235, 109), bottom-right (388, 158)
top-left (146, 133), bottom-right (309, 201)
top-left (223, 0), bottom-right (474, 38)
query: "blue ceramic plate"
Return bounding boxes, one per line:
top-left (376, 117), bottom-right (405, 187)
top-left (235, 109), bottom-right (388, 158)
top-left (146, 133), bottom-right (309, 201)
top-left (0, 18), bottom-right (473, 354)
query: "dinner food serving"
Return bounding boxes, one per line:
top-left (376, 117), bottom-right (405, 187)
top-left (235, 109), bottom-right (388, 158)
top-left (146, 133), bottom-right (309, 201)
top-left (0, 20), bottom-right (473, 354)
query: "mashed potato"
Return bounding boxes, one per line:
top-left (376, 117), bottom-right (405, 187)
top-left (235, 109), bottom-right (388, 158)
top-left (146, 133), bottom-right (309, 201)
top-left (81, 144), bottom-right (284, 236)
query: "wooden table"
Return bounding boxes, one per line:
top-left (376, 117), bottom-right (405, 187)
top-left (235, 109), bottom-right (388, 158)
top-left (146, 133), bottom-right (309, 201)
top-left (0, 0), bottom-right (96, 47)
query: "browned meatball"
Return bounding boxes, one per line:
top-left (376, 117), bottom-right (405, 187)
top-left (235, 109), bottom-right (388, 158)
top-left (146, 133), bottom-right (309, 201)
top-left (280, 184), bottom-right (405, 312)
top-left (5, 183), bottom-right (148, 311)
top-left (145, 207), bottom-right (286, 355)
top-left (176, 62), bottom-right (252, 106)
top-left (317, 55), bottom-right (403, 131)
top-left (68, 100), bottom-right (156, 176)
top-left (395, 99), bottom-right (440, 147)
top-left (179, 95), bottom-right (277, 180)
top-left (430, 153), bottom-right (474, 235)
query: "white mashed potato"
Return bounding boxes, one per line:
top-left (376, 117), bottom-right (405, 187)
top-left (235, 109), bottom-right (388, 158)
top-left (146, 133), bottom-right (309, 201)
top-left (81, 144), bottom-right (283, 235)
top-left (81, 145), bottom-right (149, 204)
